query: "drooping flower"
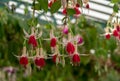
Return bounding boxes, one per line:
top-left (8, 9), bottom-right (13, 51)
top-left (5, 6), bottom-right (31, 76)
top-left (105, 33), bottom-right (111, 39)
top-left (17, 46), bottom-right (29, 68)
top-left (76, 3), bottom-right (80, 8)
top-left (66, 42), bottom-right (75, 54)
top-left (77, 37), bottom-right (83, 44)
top-left (19, 56), bottom-right (28, 68)
top-left (28, 35), bottom-right (37, 47)
top-left (34, 57), bottom-right (46, 68)
top-left (113, 29), bottom-right (119, 37)
top-left (74, 7), bottom-right (81, 15)
top-left (102, 27), bottom-right (112, 40)
top-left (74, 7), bottom-right (81, 17)
top-left (86, 3), bottom-right (90, 9)
top-left (62, 25), bottom-right (69, 34)
top-left (23, 27), bottom-right (42, 48)
top-left (48, 1), bottom-right (53, 8)
top-left (116, 25), bottom-right (120, 32)
top-left (34, 48), bottom-right (46, 69)
top-left (48, 0), bottom-right (56, 8)
top-left (74, 35), bottom-right (84, 45)
top-left (72, 54), bottom-right (80, 64)
top-left (62, 8), bottom-right (67, 15)
top-left (50, 37), bottom-right (57, 47)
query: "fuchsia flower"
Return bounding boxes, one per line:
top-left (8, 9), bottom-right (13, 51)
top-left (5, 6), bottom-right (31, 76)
top-left (48, 0), bottom-right (56, 8)
top-left (78, 37), bottom-right (83, 44)
top-left (74, 35), bottom-right (84, 45)
top-left (74, 7), bottom-right (81, 15)
top-left (62, 8), bottom-right (67, 15)
top-left (62, 25), bottom-right (69, 34)
top-left (48, 1), bottom-right (53, 7)
top-left (113, 29), bottom-right (119, 37)
top-left (34, 57), bottom-right (46, 68)
top-left (71, 43), bottom-right (81, 65)
top-left (116, 25), bottom-right (120, 32)
top-left (76, 3), bottom-right (80, 8)
top-left (28, 35), bottom-right (37, 48)
top-left (50, 37), bottom-right (57, 47)
top-left (86, 4), bottom-right (90, 9)
top-left (17, 46), bottom-right (29, 68)
top-left (74, 7), bottom-right (81, 17)
top-left (66, 42), bottom-right (75, 54)
top-left (72, 54), bottom-right (80, 64)
top-left (105, 33), bottom-right (111, 39)
top-left (75, 35), bottom-right (84, 45)
top-left (23, 27), bottom-right (42, 48)
top-left (34, 48), bottom-right (46, 69)
top-left (103, 27), bottom-right (112, 40)
top-left (19, 56), bottom-right (28, 68)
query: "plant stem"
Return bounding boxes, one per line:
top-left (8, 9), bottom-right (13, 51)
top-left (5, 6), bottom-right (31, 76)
top-left (32, 0), bottom-right (36, 26)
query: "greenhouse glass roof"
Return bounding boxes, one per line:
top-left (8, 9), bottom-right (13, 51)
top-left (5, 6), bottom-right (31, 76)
top-left (0, 0), bottom-right (120, 25)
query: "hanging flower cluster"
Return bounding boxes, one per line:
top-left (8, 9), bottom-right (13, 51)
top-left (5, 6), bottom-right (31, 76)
top-left (102, 22), bottom-right (120, 40)
top-left (61, 0), bottom-right (90, 17)
top-left (17, 24), bottom-right (85, 69)
top-left (16, 0), bottom-right (90, 69)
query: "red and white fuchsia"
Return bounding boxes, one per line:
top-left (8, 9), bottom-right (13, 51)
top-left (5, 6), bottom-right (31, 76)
top-left (23, 27), bottom-right (42, 48)
top-left (65, 33), bottom-right (75, 55)
top-left (72, 44), bottom-right (80, 66)
top-left (17, 0), bottom-right (91, 69)
top-left (66, 42), bottom-right (75, 54)
top-left (34, 48), bottom-right (46, 69)
top-left (19, 46), bottom-right (29, 68)
top-left (49, 29), bottom-right (57, 52)
top-left (50, 45), bottom-right (61, 65)
top-left (48, 0), bottom-right (56, 8)
top-left (103, 24), bottom-right (120, 40)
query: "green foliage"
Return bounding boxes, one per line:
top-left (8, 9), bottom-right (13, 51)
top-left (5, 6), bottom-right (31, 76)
top-left (37, 0), bottom-right (48, 12)
top-left (50, 0), bottom-right (61, 14)
top-left (113, 3), bottom-right (119, 13)
top-left (111, 0), bottom-right (120, 3)
top-left (32, 3), bottom-right (41, 10)
top-left (67, 8), bottom-right (76, 16)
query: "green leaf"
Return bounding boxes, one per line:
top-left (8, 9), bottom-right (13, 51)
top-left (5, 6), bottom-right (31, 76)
top-left (113, 4), bottom-right (119, 13)
top-left (31, 3), bottom-right (41, 10)
top-left (0, 24), bottom-right (4, 39)
top-left (45, 24), bottom-right (52, 29)
top-left (111, 0), bottom-right (120, 3)
top-left (38, 0), bottom-right (48, 12)
top-left (50, 0), bottom-right (61, 14)
top-left (67, 8), bottom-right (76, 16)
